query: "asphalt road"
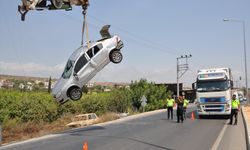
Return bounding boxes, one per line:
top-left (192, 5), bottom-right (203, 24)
top-left (0, 105), bottom-right (247, 150)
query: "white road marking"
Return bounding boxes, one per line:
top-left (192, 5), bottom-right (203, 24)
top-left (211, 121), bottom-right (228, 150)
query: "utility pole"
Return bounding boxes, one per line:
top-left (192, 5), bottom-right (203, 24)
top-left (177, 55), bottom-right (192, 98)
top-left (223, 19), bottom-right (248, 101)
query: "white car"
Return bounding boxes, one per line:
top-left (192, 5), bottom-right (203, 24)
top-left (66, 113), bottom-right (99, 127)
top-left (52, 25), bottom-right (123, 104)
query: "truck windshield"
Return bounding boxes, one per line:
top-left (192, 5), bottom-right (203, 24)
top-left (197, 80), bottom-right (230, 92)
top-left (62, 60), bottom-right (74, 79)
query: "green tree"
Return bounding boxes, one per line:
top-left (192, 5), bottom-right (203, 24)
top-left (130, 79), bottom-right (171, 111)
top-left (108, 88), bottom-right (131, 113)
top-left (48, 76), bottom-right (52, 93)
top-left (82, 85), bottom-right (88, 94)
top-left (38, 82), bottom-right (44, 88)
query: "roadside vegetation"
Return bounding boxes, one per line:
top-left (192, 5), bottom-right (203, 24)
top-left (0, 79), bottom-right (171, 144)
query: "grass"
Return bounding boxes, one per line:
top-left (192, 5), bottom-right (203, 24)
top-left (2, 114), bottom-right (73, 144)
top-left (95, 112), bottom-right (120, 124)
top-left (2, 112), bottom-right (122, 144)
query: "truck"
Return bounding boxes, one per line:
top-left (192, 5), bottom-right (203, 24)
top-left (194, 68), bottom-right (233, 118)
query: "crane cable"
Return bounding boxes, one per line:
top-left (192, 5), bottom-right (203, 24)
top-left (81, 6), bottom-right (90, 48)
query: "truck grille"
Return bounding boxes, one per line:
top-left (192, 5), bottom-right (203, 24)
top-left (203, 105), bottom-right (225, 112)
top-left (205, 109), bottom-right (222, 112)
top-left (200, 97), bottom-right (226, 103)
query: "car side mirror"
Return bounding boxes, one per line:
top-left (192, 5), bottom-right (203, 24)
top-left (230, 81), bottom-right (233, 87)
top-left (192, 82), bottom-right (196, 90)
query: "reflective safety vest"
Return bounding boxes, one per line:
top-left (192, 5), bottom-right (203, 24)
top-left (231, 99), bottom-right (240, 109)
top-left (183, 99), bottom-right (189, 108)
top-left (167, 99), bottom-right (175, 107)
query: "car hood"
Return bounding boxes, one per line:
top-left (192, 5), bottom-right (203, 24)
top-left (52, 78), bottom-right (68, 95)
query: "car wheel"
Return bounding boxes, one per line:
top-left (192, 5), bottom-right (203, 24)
top-left (69, 87), bottom-right (82, 101)
top-left (110, 50), bottom-right (123, 64)
top-left (51, 0), bottom-right (63, 9)
top-left (198, 115), bottom-right (204, 119)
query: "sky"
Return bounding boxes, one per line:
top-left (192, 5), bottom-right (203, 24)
top-left (0, 0), bottom-right (250, 87)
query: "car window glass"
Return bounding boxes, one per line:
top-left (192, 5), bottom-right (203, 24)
top-left (87, 48), bottom-right (94, 58)
top-left (61, 60), bottom-right (74, 79)
top-left (94, 44), bottom-right (103, 55)
top-left (91, 114), bottom-right (96, 119)
top-left (74, 116), bottom-right (80, 121)
top-left (79, 116), bottom-right (86, 121)
top-left (74, 54), bottom-right (88, 73)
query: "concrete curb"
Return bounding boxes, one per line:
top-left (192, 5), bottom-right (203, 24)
top-left (242, 107), bottom-right (250, 150)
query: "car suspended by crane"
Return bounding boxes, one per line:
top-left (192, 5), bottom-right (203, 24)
top-left (52, 25), bottom-right (124, 104)
top-left (18, 0), bottom-right (89, 21)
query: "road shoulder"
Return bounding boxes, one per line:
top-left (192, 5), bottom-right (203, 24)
top-left (242, 106), bottom-right (250, 150)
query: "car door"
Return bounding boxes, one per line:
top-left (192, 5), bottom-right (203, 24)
top-left (73, 54), bottom-right (93, 85)
top-left (91, 43), bottom-right (105, 65)
top-left (86, 46), bottom-right (97, 68)
top-left (91, 43), bottom-right (109, 71)
top-left (85, 44), bottom-right (104, 75)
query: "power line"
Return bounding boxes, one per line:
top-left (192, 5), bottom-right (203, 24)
top-left (51, 11), bottom-right (208, 78)
top-left (88, 14), bottom-right (184, 56)
top-left (54, 12), bottom-right (182, 56)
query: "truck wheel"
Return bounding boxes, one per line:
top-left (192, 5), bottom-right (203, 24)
top-left (51, 0), bottom-right (63, 9)
top-left (110, 50), bottom-right (123, 64)
top-left (69, 87), bottom-right (82, 101)
top-left (198, 115), bottom-right (204, 119)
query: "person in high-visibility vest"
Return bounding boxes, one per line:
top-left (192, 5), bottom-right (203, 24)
top-left (166, 96), bottom-right (175, 120)
top-left (229, 94), bottom-right (240, 125)
top-left (183, 96), bottom-right (189, 120)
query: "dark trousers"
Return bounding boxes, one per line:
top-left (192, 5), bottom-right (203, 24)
top-left (183, 107), bottom-right (187, 119)
top-left (229, 109), bottom-right (238, 124)
top-left (167, 106), bottom-right (173, 119)
top-left (177, 108), bottom-right (184, 123)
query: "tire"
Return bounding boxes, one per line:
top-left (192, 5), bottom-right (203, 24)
top-left (68, 87), bottom-right (82, 101)
top-left (198, 115), bottom-right (204, 119)
top-left (110, 50), bottom-right (123, 64)
top-left (51, 0), bottom-right (63, 9)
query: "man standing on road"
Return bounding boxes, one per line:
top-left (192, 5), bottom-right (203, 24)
top-left (176, 96), bottom-right (184, 123)
top-left (183, 96), bottom-right (189, 120)
top-left (229, 94), bottom-right (240, 125)
top-left (166, 96), bottom-right (175, 120)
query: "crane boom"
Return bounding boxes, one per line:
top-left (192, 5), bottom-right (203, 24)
top-left (18, 0), bottom-right (90, 21)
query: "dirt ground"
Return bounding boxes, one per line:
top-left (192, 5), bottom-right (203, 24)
top-left (1, 112), bottom-right (119, 144)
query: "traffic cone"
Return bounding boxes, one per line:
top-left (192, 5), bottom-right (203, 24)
top-left (82, 141), bottom-right (88, 150)
top-left (191, 112), bottom-right (195, 120)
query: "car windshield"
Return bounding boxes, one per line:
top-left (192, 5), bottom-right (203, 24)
top-left (62, 60), bottom-right (75, 79)
top-left (197, 80), bottom-right (230, 92)
top-left (73, 115), bottom-right (87, 121)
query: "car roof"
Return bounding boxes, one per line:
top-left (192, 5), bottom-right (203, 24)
top-left (75, 113), bottom-right (97, 117)
top-left (69, 46), bottom-right (86, 61)
top-left (68, 41), bottom-right (102, 61)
